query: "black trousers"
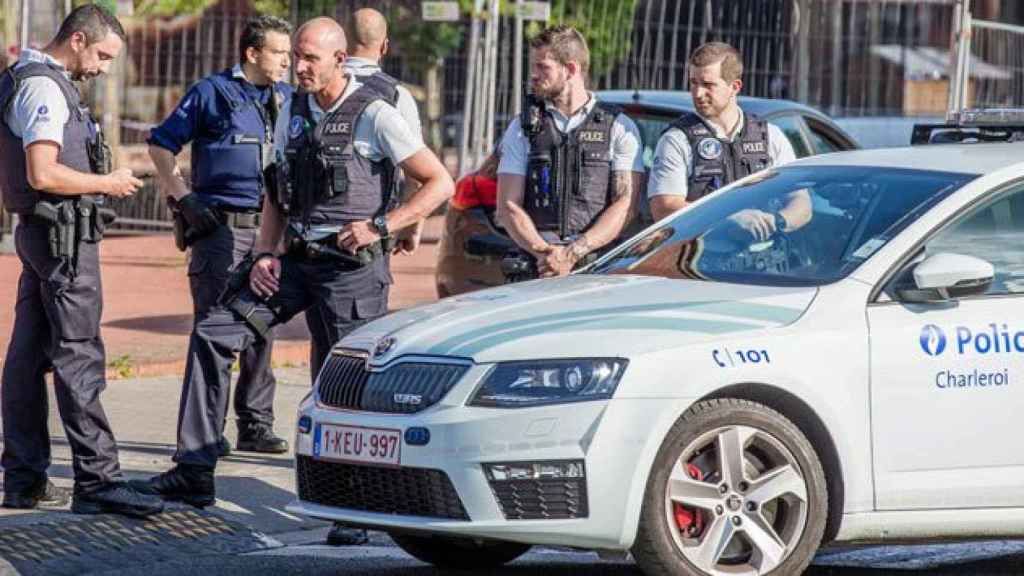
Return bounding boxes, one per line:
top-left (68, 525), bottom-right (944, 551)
top-left (2, 221), bottom-right (122, 494)
top-left (174, 253), bottom-right (390, 469)
top-left (188, 225), bottom-right (276, 428)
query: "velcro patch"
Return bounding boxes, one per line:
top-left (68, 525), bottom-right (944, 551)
top-left (742, 141), bottom-right (767, 154)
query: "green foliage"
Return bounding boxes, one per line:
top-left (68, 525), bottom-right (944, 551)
top-left (530, 0), bottom-right (639, 78)
top-left (131, 0), bottom-right (215, 17)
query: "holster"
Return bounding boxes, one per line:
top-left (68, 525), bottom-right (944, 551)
top-left (501, 249), bottom-right (539, 284)
top-left (284, 223), bottom-right (381, 267)
top-left (172, 211), bottom-right (191, 251)
top-left (217, 254), bottom-right (285, 340)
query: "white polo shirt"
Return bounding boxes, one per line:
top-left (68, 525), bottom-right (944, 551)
top-left (4, 49), bottom-right (73, 148)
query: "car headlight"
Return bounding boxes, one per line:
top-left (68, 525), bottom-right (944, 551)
top-left (469, 359), bottom-right (628, 408)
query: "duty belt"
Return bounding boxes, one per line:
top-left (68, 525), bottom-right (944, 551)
top-left (218, 210), bottom-right (262, 229)
top-left (283, 223), bottom-right (386, 267)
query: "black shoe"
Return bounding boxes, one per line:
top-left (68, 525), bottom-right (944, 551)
top-left (71, 481), bottom-right (164, 518)
top-left (218, 436), bottom-right (232, 458)
top-left (326, 523), bottom-right (369, 546)
top-left (131, 465), bottom-right (215, 509)
top-left (2, 479), bottom-right (71, 509)
top-left (236, 424), bottom-right (289, 454)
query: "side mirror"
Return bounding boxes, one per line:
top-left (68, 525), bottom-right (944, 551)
top-left (898, 252), bottom-right (994, 303)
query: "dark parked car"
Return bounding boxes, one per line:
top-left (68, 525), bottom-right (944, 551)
top-left (435, 90), bottom-right (860, 297)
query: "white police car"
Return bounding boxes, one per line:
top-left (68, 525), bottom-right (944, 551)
top-left (288, 142), bottom-right (1024, 575)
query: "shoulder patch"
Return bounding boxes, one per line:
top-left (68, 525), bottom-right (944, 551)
top-left (697, 137), bottom-right (723, 160)
top-left (289, 116), bottom-right (304, 138)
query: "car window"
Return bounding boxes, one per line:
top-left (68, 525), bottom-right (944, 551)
top-left (623, 112), bottom-right (675, 169)
top-left (923, 183), bottom-right (1024, 296)
top-left (767, 114), bottom-right (812, 158)
top-left (590, 166), bottom-right (976, 286)
top-left (804, 117), bottom-right (846, 154)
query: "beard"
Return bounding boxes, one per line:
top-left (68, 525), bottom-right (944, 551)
top-left (532, 76), bottom-right (567, 100)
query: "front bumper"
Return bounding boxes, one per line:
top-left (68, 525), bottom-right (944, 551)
top-left (287, 363), bottom-right (674, 549)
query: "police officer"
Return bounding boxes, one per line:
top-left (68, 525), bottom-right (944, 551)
top-left (497, 25), bottom-right (643, 278)
top-left (648, 42), bottom-right (810, 236)
top-left (136, 17), bottom-right (453, 507)
top-left (0, 4), bottom-right (163, 517)
top-left (148, 15), bottom-right (293, 457)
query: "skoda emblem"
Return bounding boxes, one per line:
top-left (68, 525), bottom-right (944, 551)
top-left (374, 336), bottom-right (396, 357)
top-left (919, 324), bottom-right (947, 356)
top-left (289, 116), bottom-right (304, 138)
top-left (697, 138), bottom-right (723, 160)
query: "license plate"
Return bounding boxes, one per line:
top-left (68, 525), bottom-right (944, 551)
top-left (315, 423), bottom-right (402, 466)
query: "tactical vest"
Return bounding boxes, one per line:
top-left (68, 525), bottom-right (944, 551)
top-left (358, 71), bottom-right (400, 107)
top-left (191, 70), bottom-right (291, 209)
top-left (0, 61), bottom-right (102, 214)
top-left (524, 100), bottom-right (619, 238)
top-left (666, 112), bottom-right (771, 202)
top-left (277, 85), bottom-right (395, 227)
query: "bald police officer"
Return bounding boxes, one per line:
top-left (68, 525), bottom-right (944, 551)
top-left (0, 4), bottom-right (163, 517)
top-left (497, 25), bottom-right (643, 278)
top-left (136, 17), bottom-right (453, 508)
top-left (648, 42), bottom-right (810, 237)
top-left (148, 15), bottom-right (293, 458)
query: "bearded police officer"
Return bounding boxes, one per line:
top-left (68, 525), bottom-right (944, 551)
top-left (497, 25), bottom-right (643, 279)
top-left (136, 17), bottom-right (453, 508)
top-left (148, 15), bottom-right (293, 458)
top-left (0, 4), bottom-right (163, 517)
top-left (648, 42), bottom-right (810, 237)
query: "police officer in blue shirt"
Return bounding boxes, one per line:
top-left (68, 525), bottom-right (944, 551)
top-left (148, 15), bottom-right (293, 456)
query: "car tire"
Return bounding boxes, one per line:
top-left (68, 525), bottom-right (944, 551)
top-left (632, 398), bottom-right (827, 576)
top-left (389, 533), bottom-right (531, 569)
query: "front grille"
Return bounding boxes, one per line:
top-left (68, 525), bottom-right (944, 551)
top-left (489, 478), bottom-right (589, 520)
top-left (296, 455), bottom-right (470, 520)
top-left (317, 354), bottom-right (468, 413)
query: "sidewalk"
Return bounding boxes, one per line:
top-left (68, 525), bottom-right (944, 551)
top-left (0, 217), bottom-right (443, 379)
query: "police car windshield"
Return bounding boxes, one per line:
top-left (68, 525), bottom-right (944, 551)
top-left (590, 166), bottom-right (976, 286)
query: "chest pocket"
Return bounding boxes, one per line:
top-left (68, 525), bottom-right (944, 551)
top-left (578, 149), bottom-right (611, 203)
top-left (194, 104), bottom-right (263, 192)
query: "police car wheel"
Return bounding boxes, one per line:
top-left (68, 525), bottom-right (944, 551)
top-left (389, 533), bottom-right (531, 569)
top-left (632, 398), bottom-right (827, 576)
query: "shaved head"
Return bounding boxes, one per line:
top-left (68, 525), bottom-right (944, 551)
top-left (293, 17), bottom-right (348, 97)
top-left (351, 9), bottom-right (387, 50)
top-left (296, 17), bottom-right (347, 53)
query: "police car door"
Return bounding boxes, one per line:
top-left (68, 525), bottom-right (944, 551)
top-left (868, 183), bottom-right (1024, 510)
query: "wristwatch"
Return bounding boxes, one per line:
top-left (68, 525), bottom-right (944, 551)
top-left (372, 214), bottom-right (390, 238)
top-left (773, 212), bottom-right (788, 234)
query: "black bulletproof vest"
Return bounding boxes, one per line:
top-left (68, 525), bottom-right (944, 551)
top-left (0, 61), bottom-right (97, 214)
top-left (524, 101), bottom-right (619, 238)
top-left (282, 85), bottom-right (395, 226)
top-left (666, 112), bottom-right (771, 202)
top-left (359, 71), bottom-right (400, 107)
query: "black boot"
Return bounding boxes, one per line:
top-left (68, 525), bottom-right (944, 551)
top-left (2, 479), bottom-right (70, 509)
top-left (236, 423), bottom-right (289, 454)
top-left (131, 465), bottom-right (215, 509)
top-left (326, 523), bottom-right (369, 546)
top-left (217, 436), bottom-right (232, 458)
top-left (71, 481), bottom-right (164, 518)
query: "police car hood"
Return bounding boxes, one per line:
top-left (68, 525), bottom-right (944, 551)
top-left (342, 275), bottom-right (816, 364)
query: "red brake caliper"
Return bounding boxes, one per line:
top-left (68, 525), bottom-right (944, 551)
top-left (673, 463), bottom-right (706, 537)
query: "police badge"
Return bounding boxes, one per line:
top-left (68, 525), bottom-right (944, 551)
top-left (697, 137), bottom-right (723, 160)
top-left (289, 116), bottom-right (304, 139)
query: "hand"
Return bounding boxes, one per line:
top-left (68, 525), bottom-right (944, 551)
top-left (392, 225), bottom-right (422, 256)
top-left (337, 220), bottom-right (381, 254)
top-left (727, 209), bottom-right (777, 242)
top-left (178, 193), bottom-right (221, 236)
top-left (104, 168), bottom-right (143, 198)
top-left (537, 245), bottom-right (576, 277)
top-left (249, 255), bottom-right (281, 298)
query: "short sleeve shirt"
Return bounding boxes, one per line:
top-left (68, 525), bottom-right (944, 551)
top-left (647, 110), bottom-right (797, 198)
top-left (3, 49), bottom-right (72, 149)
top-left (308, 74), bottom-right (425, 166)
top-left (344, 57), bottom-right (423, 137)
top-left (497, 94), bottom-right (644, 176)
